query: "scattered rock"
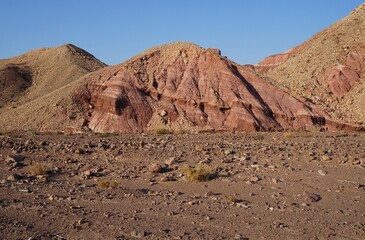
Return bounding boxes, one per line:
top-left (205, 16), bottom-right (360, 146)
top-left (5, 155), bottom-right (25, 164)
top-left (148, 163), bottom-right (163, 174)
top-left (81, 170), bottom-right (92, 179)
top-left (165, 157), bottom-right (178, 166)
top-left (160, 175), bottom-right (175, 182)
top-left (224, 149), bottom-right (235, 155)
top-left (204, 191), bottom-right (214, 198)
top-left (321, 155), bottom-right (331, 161)
top-left (318, 169), bottom-right (328, 176)
top-left (303, 191), bottom-right (321, 203)
top-left (115, 155), bottom-right (126, 161)
top-left (249, 176), bottom-right (260, 184)
top-left (7, 173), bottom-right (22, 181)
top-left (159, 110), bottom-right (167, 117)
top-left (130, 230), bottom-right (147, 238)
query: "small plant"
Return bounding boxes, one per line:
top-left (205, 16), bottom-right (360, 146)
top-left (283, 132), bottom-right (294, 139)
top-left (155, 127), bottom-right (171, 134)
top-left (195, 145), bottom-right (204, 152)
top-left (28, 163), bottom-right (48, 176)
top-left (175, 129), bottom-right (186, 135)
top-left (97, 180), bottom-right (118, 189)
top-left (182, 164), bottom-right (215, 182)
top-left (226, 195), bottom-right (240, 204)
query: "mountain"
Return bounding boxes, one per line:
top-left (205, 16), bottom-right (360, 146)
top-left (256, 3), bottom-right (365, 125)
top-left (0, 44), bottom-right (106, 131)
top-left (71, 42), bottom-right (356, 133)
top-left (0, 44), bottom-right (106, 106)
top-left (2, 2), bottom-right (364, 134)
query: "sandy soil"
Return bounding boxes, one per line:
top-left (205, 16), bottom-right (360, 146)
top-left (0, 131), bottom-right (364, 240)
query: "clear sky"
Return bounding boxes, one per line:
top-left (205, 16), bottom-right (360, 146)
top-left (1, 0), bottom-right (363, 65)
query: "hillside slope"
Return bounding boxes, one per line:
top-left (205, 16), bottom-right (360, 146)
top-left (0, 44), bottom-right (106, 131)
top-left (257, 3), bottom-right (365, 125)
top-left (0, 44), bottom-right (106, 106)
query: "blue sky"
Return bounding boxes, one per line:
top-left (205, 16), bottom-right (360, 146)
top-left (1, 1), bottom-right (363, 65)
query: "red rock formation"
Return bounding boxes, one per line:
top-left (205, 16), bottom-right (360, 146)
top-left (76, 42), bottom-right (355, 133)
top-left (254, 45), bottom-right (304, 72)
top-left (326, 65), bottom-right (359, 98)
top-left (326, 45), bottom-right (365, 98)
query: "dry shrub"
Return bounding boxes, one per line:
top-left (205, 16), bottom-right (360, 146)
top-left (226, 195), bottom-right (240, 204)
top-left (283, 132), bottom-right (294, 138)
top-left (175, 129), bottom-right (186, 135)
top-left (155, 127), bottom-right (171, 134)
top-left (28, 163), bottom-right (48, 176)
top-left (97, 180), bottom-right (118, 189)
top-left (182, 164), bottom-right (214, 182)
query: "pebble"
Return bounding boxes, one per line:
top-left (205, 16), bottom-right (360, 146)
top-left (318, 169), bottom-right (328, 176)
top-left (271, 178), bottom-right (279, 184)
top-left (249, 176), bottom-right (260, 183)
top-left (7, 173), bottom-right (22, 181)
top-left (5, 155), bottom-right (25, 164)
top-left (148, 163), bottom-right (163, 173)
top-left (303, 191), bottom-right (321, 202)
top-left (130, 230), bottom-right (147, 238)
top-left (160, 175), bottom-right (175, 182)
top-left (165, 157), bottom-right (178, 166)
top-left (204, 191), bottom-right (214, 197)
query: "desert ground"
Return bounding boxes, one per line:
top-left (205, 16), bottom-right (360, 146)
top-left (0, 131), bottom-right (364, 240)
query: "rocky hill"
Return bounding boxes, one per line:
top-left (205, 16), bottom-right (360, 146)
top-left (72, 42), bottom-right (356, 133)
top-left (256, 3), bottom-right (365, 125)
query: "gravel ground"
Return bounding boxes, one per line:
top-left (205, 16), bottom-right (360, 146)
top-left (0, 131), bottom-right (364, 240)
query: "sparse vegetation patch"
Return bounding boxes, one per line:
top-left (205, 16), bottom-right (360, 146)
top-left (97, 180), bottom-right (118, 189)
top-left (28, 163), bottom-right (48, 176)
top-left (182, 164), bottom-right (215, 182)
top-left (155, 127), bottom-right (171, 134)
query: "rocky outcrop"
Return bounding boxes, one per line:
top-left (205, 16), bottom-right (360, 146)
top-left (326, 65), bottom-right (359, 98)
top-left (75, 42), bottom-right (356, 133)
top-left (326, 45), bottom-right (365, 98)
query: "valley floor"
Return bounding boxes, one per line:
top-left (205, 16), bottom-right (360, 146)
top-left (0, 131), bottom-right (364, 240)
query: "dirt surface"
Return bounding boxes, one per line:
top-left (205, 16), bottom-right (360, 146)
top-left (0, 131), bottom-right (364, 239)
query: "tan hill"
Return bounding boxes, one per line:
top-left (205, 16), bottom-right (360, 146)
top-left (0, 44), bottom-right (106, 106)
top-left (71, 42), bottom-right (357, 133)
top-left (0, 44), bottom-right (106, 131)
top-left (256, 3), bottom-right (365, 125)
